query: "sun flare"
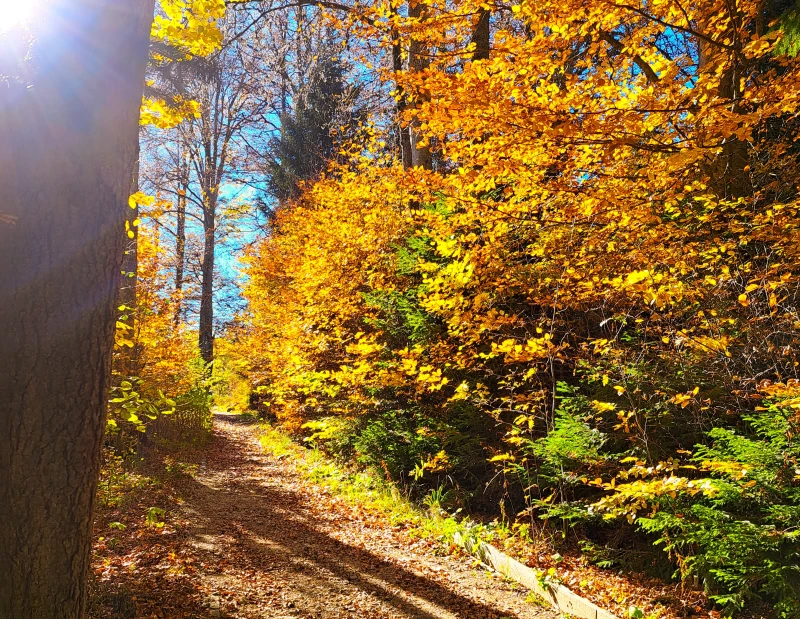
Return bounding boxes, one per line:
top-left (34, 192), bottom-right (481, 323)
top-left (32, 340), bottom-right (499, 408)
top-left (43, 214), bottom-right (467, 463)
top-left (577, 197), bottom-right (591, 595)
top-left (0, 0), bottom-right (39, 32)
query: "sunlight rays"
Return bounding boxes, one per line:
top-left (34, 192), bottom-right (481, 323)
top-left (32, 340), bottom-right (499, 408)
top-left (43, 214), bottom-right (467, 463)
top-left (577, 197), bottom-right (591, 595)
top-left (0, 0), bottom-right (39, 32)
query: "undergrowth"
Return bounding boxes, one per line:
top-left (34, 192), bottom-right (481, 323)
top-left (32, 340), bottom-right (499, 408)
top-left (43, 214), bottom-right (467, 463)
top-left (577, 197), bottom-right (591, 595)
top-left (256, 418), bottom-right (735, 619)
top-left (258, 422), bottom-right (444, 533)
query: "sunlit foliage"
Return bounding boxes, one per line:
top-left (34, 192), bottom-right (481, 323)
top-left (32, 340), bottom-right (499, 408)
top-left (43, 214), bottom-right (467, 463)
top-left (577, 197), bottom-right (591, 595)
top-left (238, 1), bottom-right (800, 614)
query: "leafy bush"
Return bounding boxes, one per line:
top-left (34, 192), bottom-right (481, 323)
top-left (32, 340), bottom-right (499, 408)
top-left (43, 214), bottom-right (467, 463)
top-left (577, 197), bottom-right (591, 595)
top-left (498, 385), bottom-right (610, 521)
top-left (324, 409), bottom-right (443, 482)
top-left (108, 377), bottom-right (176, 434)
top-left (595, 393), bottom-right (800, 616)
top-left (145, 385), bottom-right (213, 448)
top-left (107, 371), bottom-right (212, 451)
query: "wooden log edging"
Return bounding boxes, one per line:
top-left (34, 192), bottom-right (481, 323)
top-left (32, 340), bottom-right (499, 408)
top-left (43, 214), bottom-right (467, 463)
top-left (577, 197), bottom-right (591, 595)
top-left (453, 531), bottom-right (619, 619)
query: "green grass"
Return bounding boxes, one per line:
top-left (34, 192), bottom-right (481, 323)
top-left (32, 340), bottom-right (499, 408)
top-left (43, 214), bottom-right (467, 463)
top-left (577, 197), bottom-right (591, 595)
top-left (257, 422), bottom-right (465, 538)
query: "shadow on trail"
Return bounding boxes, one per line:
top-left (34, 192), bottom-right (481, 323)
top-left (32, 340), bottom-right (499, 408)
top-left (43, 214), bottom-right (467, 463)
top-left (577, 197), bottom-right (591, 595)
top-left (176, 418), bottom-right (528, 619)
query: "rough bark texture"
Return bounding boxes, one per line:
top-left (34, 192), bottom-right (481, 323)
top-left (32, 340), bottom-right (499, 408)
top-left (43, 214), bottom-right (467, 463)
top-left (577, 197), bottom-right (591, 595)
top-left (470, 9), bottom-right (491, 61)
top-left (199, 199), bottom-right (217, 365)
top-left (0, 1), bottom-right (155, 617)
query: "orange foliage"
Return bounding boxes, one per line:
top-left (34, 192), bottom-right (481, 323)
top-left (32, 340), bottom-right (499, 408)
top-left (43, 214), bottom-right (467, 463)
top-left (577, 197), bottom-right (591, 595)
top-left (114, 218), bottom-right (200, 396)
top-left (241, 0), bottom-right (800, 436)
top-left (240, 160), bottom-right (413, 429)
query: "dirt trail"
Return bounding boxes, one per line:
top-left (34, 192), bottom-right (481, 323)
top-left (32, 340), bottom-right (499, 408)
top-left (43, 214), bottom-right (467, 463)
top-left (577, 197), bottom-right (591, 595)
top-left (172, 413), bottom-right (555, 619)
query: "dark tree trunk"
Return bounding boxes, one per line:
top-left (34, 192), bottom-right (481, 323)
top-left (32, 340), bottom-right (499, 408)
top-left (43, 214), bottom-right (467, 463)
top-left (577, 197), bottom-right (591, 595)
top-left (0, 0), bottom-right (155, 617)
top-left (408, 0), bottom-right (433, 170)
top-left (392, 31), bottom-right (413, 169)
top-left (199, 202), bottom-right (216, 365)
top-left (697, 14), bottom-right (752, 200)
top-left (183, 60), bottom-right (226, 367)
top-left (470, 9), bottom-right (491, 61)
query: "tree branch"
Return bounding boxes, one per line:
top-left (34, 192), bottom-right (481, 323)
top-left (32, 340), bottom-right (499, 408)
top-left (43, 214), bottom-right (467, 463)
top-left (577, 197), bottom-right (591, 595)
top-left (599, 31), bottom-right (660, 83)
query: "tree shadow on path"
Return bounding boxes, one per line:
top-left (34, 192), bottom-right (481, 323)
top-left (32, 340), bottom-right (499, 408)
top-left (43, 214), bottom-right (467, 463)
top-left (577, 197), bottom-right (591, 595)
top-left (173, 416), bottom-right (541, 619)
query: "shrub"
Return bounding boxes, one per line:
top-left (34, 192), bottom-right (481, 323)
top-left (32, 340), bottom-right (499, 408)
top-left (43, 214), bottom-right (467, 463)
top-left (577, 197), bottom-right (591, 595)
top-left (595, 393), bottom-right (800, 616)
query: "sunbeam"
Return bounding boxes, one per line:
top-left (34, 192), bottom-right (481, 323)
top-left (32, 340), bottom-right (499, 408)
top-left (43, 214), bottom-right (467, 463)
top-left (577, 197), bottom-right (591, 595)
top-left (0, 0), bottom-right (39, 32)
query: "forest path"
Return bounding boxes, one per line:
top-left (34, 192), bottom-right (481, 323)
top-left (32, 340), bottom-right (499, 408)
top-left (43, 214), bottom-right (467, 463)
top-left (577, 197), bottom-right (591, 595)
top-left (176, 412), bottom-right (556, 619)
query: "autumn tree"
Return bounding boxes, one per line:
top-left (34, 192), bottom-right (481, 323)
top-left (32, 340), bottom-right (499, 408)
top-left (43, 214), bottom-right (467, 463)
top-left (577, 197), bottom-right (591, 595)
top-left (142, 10), bottom-right (272, 363)
top-left (138, 130), bottom-right (194, 326)
top-left (0, 1), bottom-right (155, 615)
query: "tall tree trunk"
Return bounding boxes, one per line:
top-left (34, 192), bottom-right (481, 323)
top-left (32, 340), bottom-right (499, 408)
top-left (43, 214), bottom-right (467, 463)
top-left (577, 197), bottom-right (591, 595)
top-left (0, 1), bottom-right (155, 616)
top-left (408, 0), bottom-right (433, 170)
top-left (199, 199), bottom-right (216, 365)
top-left (173, 151), bottom-right (188, 326)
